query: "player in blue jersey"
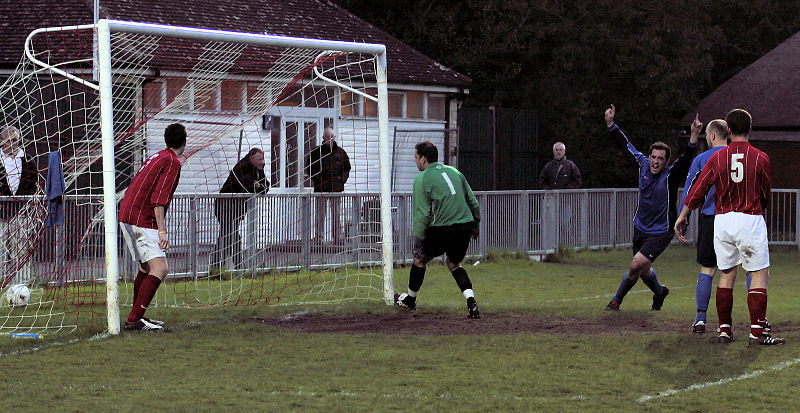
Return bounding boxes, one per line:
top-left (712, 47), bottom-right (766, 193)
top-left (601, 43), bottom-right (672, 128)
top-left (679, 118), bottom-right (768, 335)
top-left (679, 118), bottom-right (728, 332)
top-left (603, 105), bottom-right (698, 311)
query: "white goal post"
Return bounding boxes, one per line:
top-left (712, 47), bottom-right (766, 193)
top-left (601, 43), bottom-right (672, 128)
top-left (7, 19), bottom-right (394, 336)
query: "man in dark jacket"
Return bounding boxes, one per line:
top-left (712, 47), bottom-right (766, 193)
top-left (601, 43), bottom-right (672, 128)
top-left (305, 128), bottom-right (350, 244)
top-left (0, 126), bottom-right (41, 284)
top-left (213, 147), bottom-right (268, 268)
top-left (538, 142), bottom-right (582, 189)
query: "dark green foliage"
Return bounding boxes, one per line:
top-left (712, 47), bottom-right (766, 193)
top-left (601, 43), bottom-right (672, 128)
top-left (335, 0), bottom-right (800, 187)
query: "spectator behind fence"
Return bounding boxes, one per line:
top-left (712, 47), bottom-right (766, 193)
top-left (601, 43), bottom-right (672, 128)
top-left (213, 148), bottom-right (268, 269)
top-left (0, 126), bottom-right (40, 284)
top-left (305, 127), bottom-right (350, 244)
top-left (538, 141), bottom-right (582, 190)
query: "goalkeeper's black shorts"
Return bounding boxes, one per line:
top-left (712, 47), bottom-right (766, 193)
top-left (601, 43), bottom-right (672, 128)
top-left (417, 222), bottom-right (473, 264)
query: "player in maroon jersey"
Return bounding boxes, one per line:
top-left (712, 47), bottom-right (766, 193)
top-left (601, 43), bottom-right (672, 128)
top-left (676, 109), bottom-right (784, 346)
top-left (118, 123), bottom-right (186, 331)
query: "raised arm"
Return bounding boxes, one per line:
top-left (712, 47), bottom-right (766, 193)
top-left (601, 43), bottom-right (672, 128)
top-left (605, 104), bottom-right (645, 162)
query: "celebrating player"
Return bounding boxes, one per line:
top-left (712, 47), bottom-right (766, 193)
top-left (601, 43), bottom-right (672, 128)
top-left (676, 108), bottom-right (784, 345)
top-left (118, 123), bottom-right (187, 331)
top-left (395, 141), bottom-right (481, 318)
top-left (603, 105), bottom-right (697, 311)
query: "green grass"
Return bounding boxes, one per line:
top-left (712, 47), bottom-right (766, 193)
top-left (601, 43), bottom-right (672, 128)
top-left (1, 245), bottom-right (799, 411)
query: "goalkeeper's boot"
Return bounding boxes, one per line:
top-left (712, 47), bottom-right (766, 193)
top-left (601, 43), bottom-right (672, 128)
top-left (467, 297), bottom-right (480, 319)
top-left (394, 293), bottom-right (416, 310)
top-left (651, 286), bottom-right (670, 311)
top-left (748, 332), bottom-right (785, 346)
top-left (143, 317), bottom-right (165, 326)
top-left (123, 318), bottom-right (164, 332)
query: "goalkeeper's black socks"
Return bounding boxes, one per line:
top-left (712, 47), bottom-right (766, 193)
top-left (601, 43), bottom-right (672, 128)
top-left (451, 267), bottom-right (472, 292)
top-left (409, 264), bottom-right (425, 293)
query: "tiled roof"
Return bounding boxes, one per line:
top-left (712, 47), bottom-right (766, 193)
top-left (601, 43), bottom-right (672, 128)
top-left (682, 31), bottom-right (800, 130)
top-left (0, 0), bottom-right (470, 87)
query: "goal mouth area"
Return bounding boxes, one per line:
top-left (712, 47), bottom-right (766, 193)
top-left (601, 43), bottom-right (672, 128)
top-left (0, 19), bottom-right (394, 335)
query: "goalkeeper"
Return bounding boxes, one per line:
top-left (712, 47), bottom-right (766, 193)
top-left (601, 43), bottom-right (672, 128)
top-left (395, 141), bottom-right (481, 318)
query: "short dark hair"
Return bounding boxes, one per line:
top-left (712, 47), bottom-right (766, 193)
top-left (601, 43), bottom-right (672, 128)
top-left (414, 141), bottom-right (438, 163)
top-left (649, 141), bottom-right (671, 162)
top-left (247, 147), bottom-right (264, 158)
top-left (164, 123), bottom-right (187, 149)
top-left (726, 108), bottom-right (752, 136)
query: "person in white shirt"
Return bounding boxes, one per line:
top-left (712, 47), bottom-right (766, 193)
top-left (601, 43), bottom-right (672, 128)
top-left (0, 126), bottom-right (41, 285)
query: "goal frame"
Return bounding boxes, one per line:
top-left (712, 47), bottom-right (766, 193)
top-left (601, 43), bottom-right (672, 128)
top-left (24, 19), bottom-right (394, 334)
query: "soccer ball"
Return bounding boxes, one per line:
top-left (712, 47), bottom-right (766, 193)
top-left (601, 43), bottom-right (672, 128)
top-left (6, 284), bottom-right (31, 307)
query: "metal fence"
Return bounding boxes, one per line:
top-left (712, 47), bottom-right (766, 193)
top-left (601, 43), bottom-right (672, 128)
top-left (11, 189), bottom-right (799, 284)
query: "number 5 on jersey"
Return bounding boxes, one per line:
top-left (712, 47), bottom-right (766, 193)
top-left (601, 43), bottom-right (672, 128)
top-left (730, 153), bottom-right (744, 183)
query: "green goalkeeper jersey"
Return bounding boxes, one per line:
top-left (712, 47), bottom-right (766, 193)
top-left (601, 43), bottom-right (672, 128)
top-left (412, 162), bottom-right (480, 240)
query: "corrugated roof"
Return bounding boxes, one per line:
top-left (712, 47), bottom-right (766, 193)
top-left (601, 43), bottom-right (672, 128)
top-left (0, 0), bottom-right (470, 87)
top-left (682, 31), bottom-right (800, 129)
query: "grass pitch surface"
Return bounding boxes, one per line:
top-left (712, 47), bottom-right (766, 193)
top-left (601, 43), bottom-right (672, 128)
top-left (0, 245), bottom-right (798, 411)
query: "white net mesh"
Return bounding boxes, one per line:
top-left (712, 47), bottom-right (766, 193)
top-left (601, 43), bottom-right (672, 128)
top-left (0, 23), bottom-right (389, 335)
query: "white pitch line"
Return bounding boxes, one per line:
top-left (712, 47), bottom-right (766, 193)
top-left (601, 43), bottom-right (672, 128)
top-left (545, 286), bottom-right (688, 303)
top-left (637, 357), bottom-right (800, 403)
top-left (0, 332), bottom-right (109, 358)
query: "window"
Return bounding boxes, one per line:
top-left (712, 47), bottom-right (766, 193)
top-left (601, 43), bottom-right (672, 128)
top-left (340, 91), bottom-right (360, 116)
top-left (304, 86), bottom-right (335, 108)
top-left (221, 80), bottom-right (243, 111)
top-left (388, 93), bottom-right (404, 118)
top-left (406, 91), bottom-right (424, 119)
top-left (427, 94), bottom-right (446, 120)
top-left (247, 82), bottom-right (265, 112)
top-left (166, 78), bottom-right (188, 106)
top-left (142, 81), bottom-right (163, 112)
top-left (364, 88), bottom-right (378, 117)
top-left (277, 84), bottom-right (301, 107)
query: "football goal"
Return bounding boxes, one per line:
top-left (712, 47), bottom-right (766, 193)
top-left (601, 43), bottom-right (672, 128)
top-left (0, 19), bottom-right (393, 335)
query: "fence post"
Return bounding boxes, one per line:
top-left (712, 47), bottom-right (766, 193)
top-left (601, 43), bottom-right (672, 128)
top-left (478, 193), bottom-right (488, 257)
top-left (610, 190), bottom-right (617, 248)
top-left (581, 190), bottom-right (588, 249)
top-left (518, 192), bottom-right (529, 253)
top-left (245, 196), bottom-right (256, 271)
top-left (399, 194), bottom-right (408, 263)
top-left (301, 194), bottom-right (311, 268)
top-left (189, 195), bottom-right (198, 279)
top-left (796, 189), bottom-right (800, 251)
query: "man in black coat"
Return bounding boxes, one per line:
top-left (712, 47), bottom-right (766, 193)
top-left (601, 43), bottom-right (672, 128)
top-left (538, 142), bottom-right (582, 190)
top-left (305, 128), bottom-right (350, 244)
top-left (213, 147), bottom-right (268, 268)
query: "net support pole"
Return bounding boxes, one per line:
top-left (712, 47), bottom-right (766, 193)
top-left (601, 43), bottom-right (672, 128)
top-left (97, 20), bottom-right (120, 335)
top-left (375, 50), bottom-right (394, 305)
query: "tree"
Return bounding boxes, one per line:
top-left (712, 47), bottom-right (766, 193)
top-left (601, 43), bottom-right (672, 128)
top-left (335, 0), bottom-right (800, 187)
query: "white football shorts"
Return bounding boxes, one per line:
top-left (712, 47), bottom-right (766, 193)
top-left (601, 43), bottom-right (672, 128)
top-left (713, 212), bottom-right (769, 272)
top-left (120, 222), bottom-right (166, 263)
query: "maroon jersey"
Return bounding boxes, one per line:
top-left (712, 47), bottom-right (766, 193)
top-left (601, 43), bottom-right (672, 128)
top-left (118, 149), bottom-right (182, 229)
top-left (684, 141), bottom-right (771, 215)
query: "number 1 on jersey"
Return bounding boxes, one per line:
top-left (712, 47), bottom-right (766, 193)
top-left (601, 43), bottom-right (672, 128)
top-left (441, 172), bottom-right (457, 195)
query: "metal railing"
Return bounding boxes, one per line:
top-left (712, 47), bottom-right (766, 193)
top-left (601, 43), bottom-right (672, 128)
top-left (9, 189), bottom-right (799, 284)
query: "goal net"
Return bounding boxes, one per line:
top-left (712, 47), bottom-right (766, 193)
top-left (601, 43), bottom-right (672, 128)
top-left (0, 20), bottom-right (393, 336)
